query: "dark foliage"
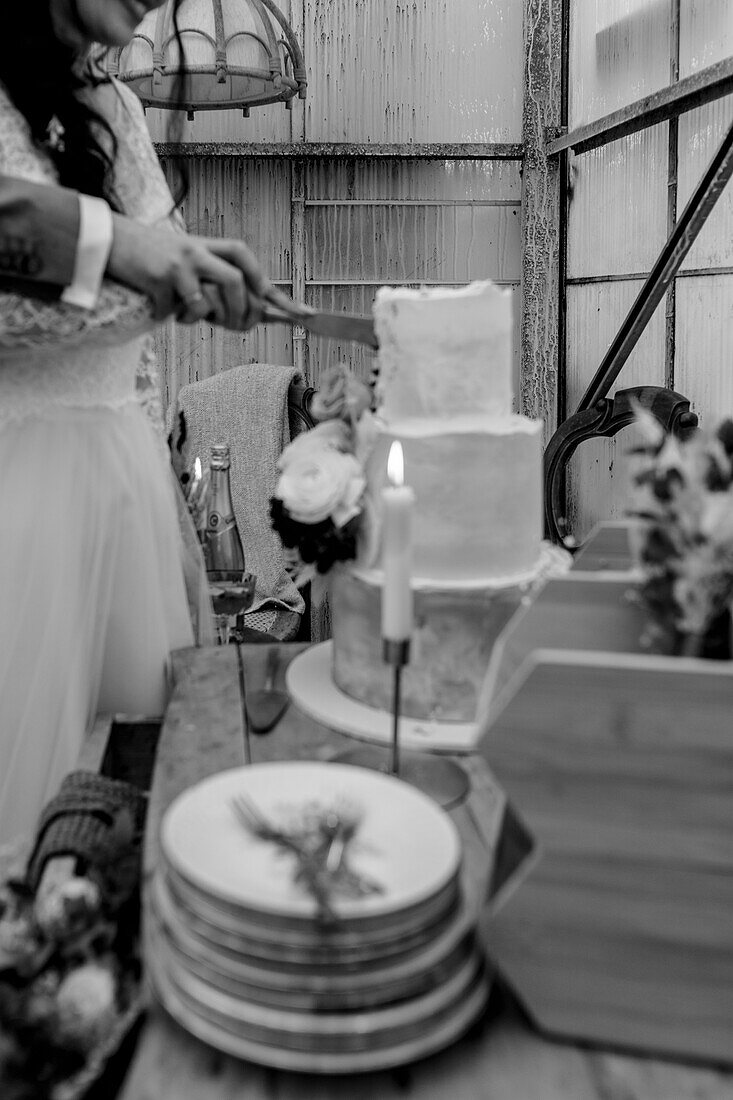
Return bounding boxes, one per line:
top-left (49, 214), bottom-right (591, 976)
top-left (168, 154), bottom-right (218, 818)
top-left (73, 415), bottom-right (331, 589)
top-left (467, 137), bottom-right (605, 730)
top-left (270, 498), bottom-right (358, 575)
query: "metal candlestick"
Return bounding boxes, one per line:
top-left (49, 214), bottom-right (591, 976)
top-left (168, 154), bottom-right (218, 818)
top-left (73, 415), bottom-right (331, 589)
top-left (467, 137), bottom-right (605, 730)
top-left (333, 636), bottom-right (469, 811)
top-left (383, 638), bottom-right (410, 775)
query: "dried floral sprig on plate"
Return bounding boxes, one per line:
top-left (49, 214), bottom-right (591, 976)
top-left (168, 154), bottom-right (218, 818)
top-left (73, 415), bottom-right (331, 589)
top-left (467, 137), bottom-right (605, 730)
top-left (230, 794), bottom-right (383, 924)
top-left (628, 409), bottom-right (733, 656)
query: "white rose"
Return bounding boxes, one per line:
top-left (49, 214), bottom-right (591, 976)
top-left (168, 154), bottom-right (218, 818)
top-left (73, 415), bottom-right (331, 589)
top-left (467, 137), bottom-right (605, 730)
top-left (54, 962), bottom-right (117, 1052)
top-left (276, 446), bottom-right (365, 526)
top-left (278, 420), bottom-right (349, 472)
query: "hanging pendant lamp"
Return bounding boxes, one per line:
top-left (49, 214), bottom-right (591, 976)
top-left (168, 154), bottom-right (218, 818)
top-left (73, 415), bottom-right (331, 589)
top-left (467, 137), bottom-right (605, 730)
top-left (104, 0), bottom-right (306, 119)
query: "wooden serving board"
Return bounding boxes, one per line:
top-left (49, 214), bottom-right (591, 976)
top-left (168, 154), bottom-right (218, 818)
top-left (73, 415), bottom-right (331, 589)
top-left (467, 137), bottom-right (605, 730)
top-left (479, 572), bottom-right (733, 1065)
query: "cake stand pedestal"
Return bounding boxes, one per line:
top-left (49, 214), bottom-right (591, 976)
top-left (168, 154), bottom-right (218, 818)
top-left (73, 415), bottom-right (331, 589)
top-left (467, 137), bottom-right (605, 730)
top-left (285, 642), bottom-right (479, 753)
top-left (332, 744), bottom-right (469, 810)
top-left (330, 637), bottom-right (470, 811)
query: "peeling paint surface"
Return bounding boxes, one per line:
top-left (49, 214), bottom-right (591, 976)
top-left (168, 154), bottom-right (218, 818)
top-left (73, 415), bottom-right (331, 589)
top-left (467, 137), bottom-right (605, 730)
top-left (303, 0), bottom-right (522, 143)
top-left (149, 2), bottom-right (526, 407)
top-left (567, 126), bottom-right (669, 280)
top-left (565, 280), bottom-right (666, 541)
top-left (569, 0), bottom-right (672, 127)
top-left (565, 0), bottom-right (733, 540)
top-left (146, 0), bottom-right (523, 146)
top-left (520, 0), bottom-right (561, 430)
top-left (157, 154), bottom-right (522, 402)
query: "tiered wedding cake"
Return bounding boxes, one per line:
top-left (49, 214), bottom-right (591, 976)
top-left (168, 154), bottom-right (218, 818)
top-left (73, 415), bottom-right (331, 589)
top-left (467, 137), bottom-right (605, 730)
top-left (330, 280), bottom-right (544, 722)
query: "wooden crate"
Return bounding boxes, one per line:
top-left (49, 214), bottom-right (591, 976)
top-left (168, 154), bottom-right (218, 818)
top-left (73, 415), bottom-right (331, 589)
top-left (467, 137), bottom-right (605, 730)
top-left (477, 571), bottom-right (733, 1065)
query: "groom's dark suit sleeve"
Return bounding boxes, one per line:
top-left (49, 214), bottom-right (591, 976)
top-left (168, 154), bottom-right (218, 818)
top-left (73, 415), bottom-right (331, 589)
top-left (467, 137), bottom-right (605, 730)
top-left (0, 175), bottom-right (81, 297)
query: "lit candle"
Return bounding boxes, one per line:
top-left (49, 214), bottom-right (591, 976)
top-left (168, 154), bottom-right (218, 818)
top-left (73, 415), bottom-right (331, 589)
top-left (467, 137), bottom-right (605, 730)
top-left (381, 440), bottom-right (415, 641)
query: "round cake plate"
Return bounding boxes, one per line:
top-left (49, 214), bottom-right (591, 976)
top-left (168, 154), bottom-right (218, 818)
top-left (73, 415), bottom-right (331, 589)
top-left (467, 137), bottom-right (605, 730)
top-left (150, 872), bottom-right (475, 1001)
top-left (160, 762), bottom-right (462, 921)
top-left (147, 939), bottom-right (491, 1074)
top-left (286, 642), bottom-right (480, 754)
top-left (160, 865), bottom-right (461, 949)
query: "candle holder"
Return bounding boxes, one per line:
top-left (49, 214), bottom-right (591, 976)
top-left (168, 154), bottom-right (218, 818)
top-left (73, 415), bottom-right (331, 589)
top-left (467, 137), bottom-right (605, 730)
top-left (333, 638), bottom-right (470, 811)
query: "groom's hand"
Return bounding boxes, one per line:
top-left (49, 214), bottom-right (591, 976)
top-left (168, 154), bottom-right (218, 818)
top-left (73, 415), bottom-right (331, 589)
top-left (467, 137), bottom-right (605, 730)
top-left (108, 216), bottom-right (283, 330)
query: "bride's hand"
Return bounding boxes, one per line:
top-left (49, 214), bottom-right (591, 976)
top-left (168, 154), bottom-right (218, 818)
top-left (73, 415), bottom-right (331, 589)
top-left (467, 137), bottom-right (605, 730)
top-left (107, 217), bottom-right (284, 330)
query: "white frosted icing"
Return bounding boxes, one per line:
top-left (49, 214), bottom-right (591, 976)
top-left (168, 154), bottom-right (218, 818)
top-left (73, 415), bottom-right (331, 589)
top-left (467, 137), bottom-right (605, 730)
top-left (387, 414), bottom-right (540, 438)
top-left (360, 420), bottom-right (543, 583)
top-left (331, 278), bottom-right (546, 718)
top-left (374, 281), bottom-right (513, 421)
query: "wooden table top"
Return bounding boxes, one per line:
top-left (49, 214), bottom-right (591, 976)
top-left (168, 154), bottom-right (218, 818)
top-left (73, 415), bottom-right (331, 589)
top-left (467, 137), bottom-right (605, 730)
top-left (119, 643), bottom-right (733, 1100)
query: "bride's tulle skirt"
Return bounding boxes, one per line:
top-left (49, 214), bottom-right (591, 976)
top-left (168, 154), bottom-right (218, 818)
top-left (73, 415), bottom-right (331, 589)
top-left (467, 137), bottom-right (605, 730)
top-left (0, 402), bottom-right (202, 845)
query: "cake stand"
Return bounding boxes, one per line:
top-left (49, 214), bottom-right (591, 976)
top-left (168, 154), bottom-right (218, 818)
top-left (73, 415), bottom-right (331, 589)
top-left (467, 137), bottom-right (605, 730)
top-left (286, 641), bottom-right (479, 754)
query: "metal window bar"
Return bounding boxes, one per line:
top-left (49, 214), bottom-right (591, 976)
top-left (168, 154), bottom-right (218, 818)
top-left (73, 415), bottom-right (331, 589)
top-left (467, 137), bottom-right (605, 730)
top-left (154, 142), bottom-right (524, 159)
top-left (547, 55), bottom-right (733, 158)
top-left (544, 115), bottom-right (733, 541)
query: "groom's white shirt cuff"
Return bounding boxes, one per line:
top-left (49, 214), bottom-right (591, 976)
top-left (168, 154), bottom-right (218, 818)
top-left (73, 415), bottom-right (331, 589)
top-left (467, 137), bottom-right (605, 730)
top-left (60, 194), bottom-right (114, 310)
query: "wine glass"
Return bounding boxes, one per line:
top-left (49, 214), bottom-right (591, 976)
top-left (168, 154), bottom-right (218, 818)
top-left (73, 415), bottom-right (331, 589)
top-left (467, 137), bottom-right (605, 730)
top-left (208, 570), bottom-right (257, 644)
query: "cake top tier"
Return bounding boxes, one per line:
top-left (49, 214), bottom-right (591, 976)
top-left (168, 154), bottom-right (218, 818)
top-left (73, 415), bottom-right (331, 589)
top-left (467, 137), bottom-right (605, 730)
top-left (373, 280), bottom-right (513, 421)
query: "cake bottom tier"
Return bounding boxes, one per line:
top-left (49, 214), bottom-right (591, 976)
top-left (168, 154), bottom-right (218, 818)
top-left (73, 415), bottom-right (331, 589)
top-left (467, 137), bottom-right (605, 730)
top-left (330, 566), bottom-right (526, 722)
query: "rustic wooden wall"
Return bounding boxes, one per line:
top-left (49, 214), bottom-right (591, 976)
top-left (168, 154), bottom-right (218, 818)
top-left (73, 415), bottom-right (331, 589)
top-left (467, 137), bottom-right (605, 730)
top-left (144, 0), bottom-right (526, 413)
top-left (565, 0), bottom-right (733, 541)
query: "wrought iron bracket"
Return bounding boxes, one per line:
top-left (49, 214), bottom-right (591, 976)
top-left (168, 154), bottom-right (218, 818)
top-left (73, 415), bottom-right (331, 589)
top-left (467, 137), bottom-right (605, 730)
top-left (544, 386), bottom-right (698, 544)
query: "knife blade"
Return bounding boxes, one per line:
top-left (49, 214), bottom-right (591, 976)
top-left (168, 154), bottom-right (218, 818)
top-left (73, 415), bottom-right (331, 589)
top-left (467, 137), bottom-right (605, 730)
top-left (262, 304), bottom-right (378, 349)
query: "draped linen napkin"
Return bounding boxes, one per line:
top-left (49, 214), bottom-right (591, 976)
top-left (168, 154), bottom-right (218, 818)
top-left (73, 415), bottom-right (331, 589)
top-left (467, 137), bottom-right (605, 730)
top-left (169, 365), bottom-right (305, 619)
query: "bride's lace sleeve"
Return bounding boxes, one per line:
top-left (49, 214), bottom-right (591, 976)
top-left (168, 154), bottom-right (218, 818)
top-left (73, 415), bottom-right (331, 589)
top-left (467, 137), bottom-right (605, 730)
top-left (0, 285), bottom-right (155, 353)
top-left (0, 81), bottom-right (158, 353)
top-left (93, 81), bottom-right (185, 439)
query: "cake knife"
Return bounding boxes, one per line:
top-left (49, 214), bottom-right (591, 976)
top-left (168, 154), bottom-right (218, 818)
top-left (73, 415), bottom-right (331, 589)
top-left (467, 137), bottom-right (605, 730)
top-left (262, 303), bottom-right (379, 349)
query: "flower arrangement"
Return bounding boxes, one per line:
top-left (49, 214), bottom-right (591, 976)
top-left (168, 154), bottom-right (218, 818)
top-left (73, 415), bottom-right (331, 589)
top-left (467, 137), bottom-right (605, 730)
top-left (628, 410), bottom-right (733, 657)
top-left (270, 365), bottom-right (377, 587)
top-left (0, 805), bottom-right (143, 1100)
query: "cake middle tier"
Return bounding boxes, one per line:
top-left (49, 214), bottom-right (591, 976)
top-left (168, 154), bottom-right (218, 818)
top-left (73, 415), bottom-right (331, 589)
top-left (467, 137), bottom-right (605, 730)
top-left (360, 415), bottom-right (544, 584)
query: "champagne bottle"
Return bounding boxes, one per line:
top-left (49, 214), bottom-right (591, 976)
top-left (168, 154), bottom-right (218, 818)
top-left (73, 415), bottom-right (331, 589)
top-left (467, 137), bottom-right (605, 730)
top-left (202, 444), bottom-right (245, 582)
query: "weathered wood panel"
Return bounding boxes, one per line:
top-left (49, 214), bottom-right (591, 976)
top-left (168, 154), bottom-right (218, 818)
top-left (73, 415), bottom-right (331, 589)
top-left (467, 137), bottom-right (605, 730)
top-left (566, 126), bottom-right (669, 279)
top-left (564, 1), bottom-right (733, 542)
top-left (156, 157), bottom-right (295, 410)
top-left (302, 0), bottom-right (523, 144)
top-left (679, 0), bottom-right (733, 77)
top-left (565, 281), bottom-right (666, 542)
top-left (677, 95), bottom-right (733, 270)
top-left (145, 0), bottom-right (524, 148)
top-left (519, 0), bottom-right (562, 431)
top-left (156, 156), bottom-right (523, 404)
top-left (675, 274), bottom-right (733, 424)
top-left (569, 0), bottom-right (673, 126)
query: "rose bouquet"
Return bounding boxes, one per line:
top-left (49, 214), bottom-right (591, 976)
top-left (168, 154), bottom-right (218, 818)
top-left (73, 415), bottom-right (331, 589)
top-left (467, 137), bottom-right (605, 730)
top-left (628, 410), bottom-right (733, 657)
top-left (270, 365), bottom-right (377, 591)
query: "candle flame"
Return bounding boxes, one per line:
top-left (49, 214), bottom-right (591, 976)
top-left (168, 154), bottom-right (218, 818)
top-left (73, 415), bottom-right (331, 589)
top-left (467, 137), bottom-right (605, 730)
top-left (194, 456), bottom-right (202, 480)
top-left (387, 440), bottom-right (404, 487)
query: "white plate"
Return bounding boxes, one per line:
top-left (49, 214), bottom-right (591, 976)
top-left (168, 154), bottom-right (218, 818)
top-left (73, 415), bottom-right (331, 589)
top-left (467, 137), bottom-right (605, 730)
top-left (160, 762), bottom-right (461, 921)
top-left (286, 642), bottom-right (479, 753)
top-left (148, 939), bottom-right (490, 1074)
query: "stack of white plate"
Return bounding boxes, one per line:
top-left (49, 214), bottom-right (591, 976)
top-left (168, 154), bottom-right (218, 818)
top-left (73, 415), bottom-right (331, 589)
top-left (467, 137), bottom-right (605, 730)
top-left (147, 762), bottom-right (490, 1073)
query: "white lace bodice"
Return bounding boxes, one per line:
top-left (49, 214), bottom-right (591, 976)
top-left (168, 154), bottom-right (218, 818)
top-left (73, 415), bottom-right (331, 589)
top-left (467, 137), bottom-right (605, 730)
top-left (0, 77), bottom-right (177, 430)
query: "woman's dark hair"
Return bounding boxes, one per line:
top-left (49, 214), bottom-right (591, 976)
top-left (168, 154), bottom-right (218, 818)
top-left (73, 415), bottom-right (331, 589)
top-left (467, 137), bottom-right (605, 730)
top-left (0, 2), bottom-right (186, 213)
